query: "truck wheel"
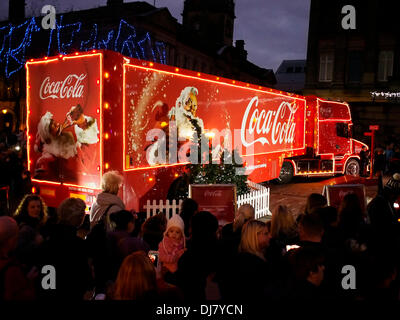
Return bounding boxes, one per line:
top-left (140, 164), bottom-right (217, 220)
top-left (276, 161), bottom-right (294, 184)
top-left (345, 159), bottom-right (360, 176)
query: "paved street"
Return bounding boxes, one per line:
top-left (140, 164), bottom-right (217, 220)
top-left (261, 175), bottom-right (385, 219)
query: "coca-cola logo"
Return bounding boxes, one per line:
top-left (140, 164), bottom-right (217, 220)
top-left (39, 74), bottom-right (87, 100)
top-left (241, 97), bottom-right (298, 147)
top-left (205, 190), bottom-right (223, 197)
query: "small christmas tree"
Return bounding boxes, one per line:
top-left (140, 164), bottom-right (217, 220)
top-left (188, 148), bottom-right (249, 196)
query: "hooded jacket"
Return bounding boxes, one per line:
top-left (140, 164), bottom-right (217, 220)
top-left (89, 192), bottom-right (125, 229)
top-left (158, 214), bottom-right (185, 273)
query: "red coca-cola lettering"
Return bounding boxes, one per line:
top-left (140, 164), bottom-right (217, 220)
top-left (241, 97), bottom-right (298, 147)
top-left (39, 74), bottom-right (87, 100)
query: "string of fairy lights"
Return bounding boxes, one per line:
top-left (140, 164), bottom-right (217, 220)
top-left (0, 15), bottom-right (167, 78)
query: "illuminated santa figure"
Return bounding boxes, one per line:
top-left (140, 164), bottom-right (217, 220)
top-left (34, 105), bottom-right (99, 178)
top-left (34, 111), bottom-right (77, 175)
top-left (168, 86), bottom-right (204, 140)
top-left (63, 104), bottom-right (99, 147)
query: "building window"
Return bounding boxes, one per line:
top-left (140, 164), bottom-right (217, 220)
top-left (378, 50), bottom-right (393, 81)
top-left (348, 51), bottom-right (362, 83)
top-left (295, 66), bottom-right (302, 73)
top-left (286, 67), bottom-right (294, 73)
top-left (319, 53), bottom-right (334, 82)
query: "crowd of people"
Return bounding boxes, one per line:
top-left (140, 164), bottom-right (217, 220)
top-left (1, 169), bottom-right (400, 302)
top-left (360, 139), bottom-right (400, 177)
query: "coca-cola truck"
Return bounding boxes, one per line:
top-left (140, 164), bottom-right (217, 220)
top-left (26, 50), bottom-right (366, 210)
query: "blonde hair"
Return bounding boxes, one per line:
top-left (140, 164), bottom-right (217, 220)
top-left (270, 205), bottom-right (295, 238)
top-left (239, 220), bottom-right (267, 260)
top-left (233, 204), bottom-right (255, 232)
top-left (101, 170), bottom-right (123, 194)
top-left (113, 251), bottom-right (157, 300)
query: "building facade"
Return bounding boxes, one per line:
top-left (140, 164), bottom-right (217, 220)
top-left (304, 0), bottom-right (400, 144)
top-left (275, 59), bottom-right (306, 93)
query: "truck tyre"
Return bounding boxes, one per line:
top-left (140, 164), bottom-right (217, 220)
top-left (345, 158), bottom-right (360, 176)
top-left (276, 161), bottom-right (294, 184)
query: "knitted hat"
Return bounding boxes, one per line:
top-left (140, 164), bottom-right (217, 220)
top-left (165, 214), bottom-right (185, 236)
top-left (385, 173), bottom-right (400, 195)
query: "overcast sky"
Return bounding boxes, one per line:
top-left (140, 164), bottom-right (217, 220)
top-left (0, 0), bottom-right (311, 71)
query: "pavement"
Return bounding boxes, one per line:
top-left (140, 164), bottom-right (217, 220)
top-left (260, 174), bottom-right (387, 219)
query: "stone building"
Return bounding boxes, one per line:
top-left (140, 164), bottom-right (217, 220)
top-left (275, 59), bottom-right (306, 93)
top-left (304, 0), bottom-right (400, 144)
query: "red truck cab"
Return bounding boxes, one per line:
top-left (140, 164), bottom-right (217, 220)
top-left (277, 96), bottom-right (368, 183)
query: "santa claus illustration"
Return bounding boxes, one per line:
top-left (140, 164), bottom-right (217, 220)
top-left (34, 104), bottom-right (99, 179)
top-left (34, 112), bottom-right (77, 177)
top-left (168, 86), bottom-right (204, 140)
top-left (146, 87), bottom-right (205, 166)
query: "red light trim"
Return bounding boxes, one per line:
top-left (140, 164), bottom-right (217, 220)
top-left (124, 63), bottom-right (307, 101)
top-left (291, 153), bottom-right (336, 177)
top-left (123, 64), bottom-right (127, 170)
top-left (125, 162), bottom-right (190, 172)
top-left (99, 53), bottom-right (104, 185)
top-left (104, 72), bottom-right (109, 79)
top-left (32, 179), bottom-right (61, 186)
top-left (62, 182), bottom-right (100, 190)
top-left (241, 147), bottom-right (306, 158)
top-left (319, 119), bottom-right (351, 123)
top-left (26, 62), bottom-right (31, 171)
top-left (352, 139), bottom-right (369, 151)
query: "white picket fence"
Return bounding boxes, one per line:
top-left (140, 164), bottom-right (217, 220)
top-left (143, 199), bottom-right (183, 220)
top-left (238, 182), bottom-right (271, 219)
top-left (143, 181), bottom-right (270, 220)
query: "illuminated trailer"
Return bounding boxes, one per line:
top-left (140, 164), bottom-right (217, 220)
top-left (26, 50), bottom-right (365, 210)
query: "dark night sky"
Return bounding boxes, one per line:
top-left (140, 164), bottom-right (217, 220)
top-left (0, 0), bottom-right (311, 71)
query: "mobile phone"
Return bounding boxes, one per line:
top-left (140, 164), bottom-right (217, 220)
top-left (148, 250), bottom-right (159, 267)
top-left (286, 244), bottom-right (300, 252)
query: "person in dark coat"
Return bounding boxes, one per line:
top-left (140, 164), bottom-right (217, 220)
top-left (360, 146), bottom-right (369, 177)
top-left (13, 194), bottom-right (48, 269)
top-left (218, 204), bottom-right (255, 299)
top-left (107, 210), bottom-right (149, 280)
top-left (230, 220), bottom-right (271, 301)
top-left (0, 216), bottom-right (36, 300)
top-left (179, 198), bottom-right (198, 239)
top-left (287, 247), bottom-right (326, 300)
top-left (170, 211), bottom-right (220, 302)
top-left (37, 197), bottom-right (92, 300)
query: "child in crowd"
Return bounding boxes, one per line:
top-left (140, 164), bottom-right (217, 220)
top-left (158, 214), bottom-right (186, 273)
